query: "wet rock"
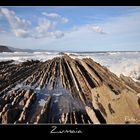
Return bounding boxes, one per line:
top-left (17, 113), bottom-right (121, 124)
top-left (24, 89), bottom-right (34, 99)
top-left (0, 98), bottom-right (7, 111)
top-left (18, 93), bottom-right (36, 123)
top-left (11, 92), bottom-right (24, 106)
top-left (24, 93), bottom-right (36, 108)
top-left (36, 96), bottom-right (51, 123)
top-left (18, 107), bottom-right (29, 123)
top-left (18, 98), bottom-right (27, 107)
top-left (2, 104), bottom-right (13, 113)
top-left (1, 108), bottom-right (22, 123)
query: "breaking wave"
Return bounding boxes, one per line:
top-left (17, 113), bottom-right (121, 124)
top-left (0, 51), bottom-right (140, 81)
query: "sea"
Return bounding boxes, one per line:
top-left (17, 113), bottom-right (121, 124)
top-left (0, 51), bottom-right (140, 81)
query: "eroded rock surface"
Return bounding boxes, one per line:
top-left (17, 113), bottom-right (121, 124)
top-left (0, 55), bottom-right (140, 124)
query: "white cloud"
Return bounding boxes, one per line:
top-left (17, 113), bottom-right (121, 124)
top-left (36, 9), bottom-right (140, 51)
top-left (88, 25), bottom-right (106, 34)
top-left (12, 29), bottom-right (29, 38)
top-left (0, 7), bottom-right (31, 38)
top-left (53, 30), bottom-right (65, 38)
top-left (1, 7), bottom-right (140, 51)
top-left (61, 17), bottom-right (69, 24)
top-left (34, 30), bottom-right (65, 39)
top-left (36, 18), bottom-right (55, 34)
top-left (35, 18), bottom-right (65, 39)
top-left (0, 8), bottom-right (66, 39)
top-left (42, 12), bottom-right (61, 18)
top-left (0, 8), bottom-right (31, 29)
top-left (42, 12), bottom-right (69, 23)
top-left (35, 17), bottom-right (65, 39)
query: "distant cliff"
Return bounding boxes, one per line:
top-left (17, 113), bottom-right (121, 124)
top-left (8, 46), bottom-right (34, 53)
top-left (0, 45), bottom-right (13, 52)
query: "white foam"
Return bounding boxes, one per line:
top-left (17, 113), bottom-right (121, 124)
top-left (0, 51), bottom-right (140, 81)
top-left (95, 52), bottom-right (140, 81)
top-left (0, 51), bottom-right (60, 62)
top-left (71, 52), bottom-right (140, 81)
top-left (39, 99), bottom-right (46, 106)
top-left (53, 93), bottom-right (63, 97)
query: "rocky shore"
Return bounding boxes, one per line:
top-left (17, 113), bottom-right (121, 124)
top-left (0, 55), bottom-right (140, 124)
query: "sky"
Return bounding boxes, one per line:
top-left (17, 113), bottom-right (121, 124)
top-left (0, 6), bottom-right (140, 51)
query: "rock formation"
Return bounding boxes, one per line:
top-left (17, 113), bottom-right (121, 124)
top-left (0, 55), bottom-right (140, 124)
top-left (0, 45), bottom-right (13, 52)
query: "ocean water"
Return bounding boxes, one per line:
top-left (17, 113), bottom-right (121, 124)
top-left (70, 51), bottom-right (140, 81)
top-left (0, 51), bottom-right (140, 81)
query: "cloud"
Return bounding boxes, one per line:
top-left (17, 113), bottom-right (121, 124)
top-left (42, 12), bottom-right (61, 18)
top-left (12, 29), bottom-right (29, 38)
top-left (42, 12), bottom-right (69, 23)
top-left (88, 25), bottom-right (106, 34)
top-left (35, 18), bottom-right (65, 39)
top-left (1, 7), bottom-right (140, 51)
top-left (0, 8), bottom-right (66, 39)
top-left (36, 18), bottom-right (55, 34)
top-left (61, 17), bottom-right (69, 24)
top-left (0, 8), bottom-right (31, 29)
top-left (53, 30), bottom-right (65, 38)
top-left (34, 30), bottom-right (65, 39)
top-left (0, 26), bottom-right (3, 32)
top-left (37, 9), bottom-right (140, 51)
top-left (0, 7), bottom-right (31, 38)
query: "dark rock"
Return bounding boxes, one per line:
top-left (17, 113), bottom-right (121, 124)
top-left (108, 103), bottom-right (115, 114)
top-left (24, 89), bottom-right (34, 99)
top-left (1, 108), bottom-right (22, 123)
top-left (0, 45), bottom-right (13, 52)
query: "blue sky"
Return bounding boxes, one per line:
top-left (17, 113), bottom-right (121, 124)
top-left (0, 6), bottom-right (140, 51)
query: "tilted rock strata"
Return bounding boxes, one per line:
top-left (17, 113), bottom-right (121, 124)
top-left (0, 55), bottom-right (140, 124)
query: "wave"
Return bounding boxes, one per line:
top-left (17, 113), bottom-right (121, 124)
top-left (33, 52), bottom-right (48, 55)
top-left (98, 57), bottom-right (140, 81)
top-left (71, 52), bottom-right (140, 81)
top-left (65, 52), bottom-right (80, 56)
top-left (0, 51), bottom-right (140, 81)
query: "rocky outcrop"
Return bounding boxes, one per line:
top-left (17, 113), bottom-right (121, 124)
top-left (1, 108), bottom-right (21, 123)
top-left (0, 45), bottom-right (13, 52)
top-left (0, 55), bottom-right (140, 124)
top-left (36, 96), bottom-right (51, 123)
top-left (120, 74), bottom-right (140, 93)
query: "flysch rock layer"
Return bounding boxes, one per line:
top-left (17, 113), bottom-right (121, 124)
top-left (0, 55), bottom-right (140, 124)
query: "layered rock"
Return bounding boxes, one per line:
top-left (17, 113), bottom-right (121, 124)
top-left (0, 55), bottom-right (140, 124)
